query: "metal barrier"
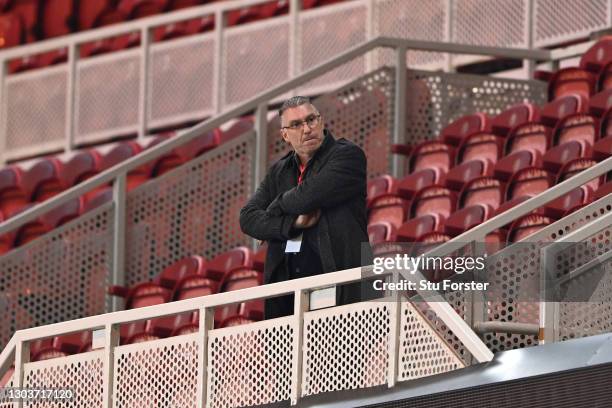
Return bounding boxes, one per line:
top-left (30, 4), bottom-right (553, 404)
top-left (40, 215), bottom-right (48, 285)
top-left (0, 0), bottom-right (609, 162)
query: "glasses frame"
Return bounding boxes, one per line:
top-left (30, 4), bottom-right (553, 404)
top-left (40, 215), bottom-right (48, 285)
top-left (280, 114), bottom-right (322, 131)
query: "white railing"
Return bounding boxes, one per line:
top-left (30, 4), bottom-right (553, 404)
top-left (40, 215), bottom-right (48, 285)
top-left (0, 0), bottom-right (610, 162)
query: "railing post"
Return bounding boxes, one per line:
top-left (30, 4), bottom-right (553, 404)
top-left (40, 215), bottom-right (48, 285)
top-left (137, 26), bottom-right (152, 140)
top-left (392, 45), bottom-right (407, 178)
top-left (365, 0), bottom-right (376, 72)
top-left (214, 9), bottom-right (226, 113)
top-left (289, 0), bottom-right (301, 79)
top-left (254, 103), bottom-right (269, 186)
top-left (102, 323), bottom-right (119, 408)
top-left (14, 339), bottom-right (29, 408)
top-left (291, 289), bottom-right (309, 405)
top-left (387, 272), bottom-right (402, 387)
top-left (444, 0), bottom-right (454, 72)
top-left (524, 0), bottom-right (536, 78)
top-left (0, 58), bottom-right (7, 165)
top-left (539, 245), bottom-right (558, 344)
top-left (65, 42), bottom-right (78, 153)
top-left (197, 308), bottom-right (214, 408)
top-left (469, 239), bottom-right (487, 364)
top-left (111, 173), bottom-right (127, 312)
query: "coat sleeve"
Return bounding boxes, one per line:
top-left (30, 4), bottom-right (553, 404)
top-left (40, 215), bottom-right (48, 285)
top-left (269, 143), bottom-right (367, 216)
top-left (239, 170), bottom-right (298, 241)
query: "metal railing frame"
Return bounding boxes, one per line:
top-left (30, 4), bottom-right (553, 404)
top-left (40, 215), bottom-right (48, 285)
top-left (0, 0), bottom-right (607, 162)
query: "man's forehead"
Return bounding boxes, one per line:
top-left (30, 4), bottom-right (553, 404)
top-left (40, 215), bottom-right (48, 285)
top-left (282, 104), bottom-right (317, 122)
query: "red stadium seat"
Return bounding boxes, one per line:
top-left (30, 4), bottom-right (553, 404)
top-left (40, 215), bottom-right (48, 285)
top-left (411, 186), bottom-right (457, 219)
top-left (368, 221), bottom-right (397, 245)
top-left (540, 94), bottom-right (589, 128)
top-left (156, 255), bottom-right (221, 289)
top-left (409, 141), bottom-right (456, 173)
top-left (220, 117), bottom-right (254, 143)
top-left (456, 133), bottom-right (504, 164)
top-left (444, 159), bottom-right (493, 192)
top-left (85, 142), bottom-right (143, 201)
top-left (396, 169), bottom-right (443, 200)
top-left (542, 141), bottom-right (588, 174)
top-left (543, 187), bottom-right (592, 219)
top-left (368, 195), bottom-right (410, 227)
top-left (253, 245), bottom-right (266, 271)
top-left (0, 12), bottom-right (22, 49)
top-left (506, 168), bottom-right (554, 200)
top-left (547, 67), bottom-right (595, 100)
top-left (60, 151), bottom-right (101, 187)
top-left (490, 103), bottom-right (540, 136)
top-left (597, 62), bottom-right (612, 92)
top-left (41, 0), bottom-right (75, 39)
top-left (0, 166), bottom-right (27, 216)
top-left (10, 0), bottom-right (38, 43)
top-left (593, 136), bottom-right (612, 161)
top-left (227, 6), bottom-right (262, 26)
top-left (30, 338), bottom-right (68, 361)
top-left (505, 123), bottom-right (551, 156)
top-left (440, 113), bottom-right (490, 146)
top-left (508, 214), bottom-right (554, 242)
top-left (207, 246), bottom-right (253, 276)
top-left (493, 150), bottom-right (542, 182)
top-left (14, 198), bottom-right (83, 246)
top-left (118, 0), bottom-right (167, 19)
top-left (83, 187), bottom-right (113, 212)
top-left (444, 204), bottom-right (493, 237)
top-left (594, 181), bottom-right (612, 200)
top-left (0, 210), bottom-right (14, 255)
top-left (367, 175), bottom-right (397, 207)
top-left (0, 367), bottom-right (13, 387)
top-left (558, 158), bottom-right (602, 191)
top-left (397, 214), bottom-right (445, 242)
top-left (55, 331), bottom-right (93, 354)
top-left (26, 158), bottom-right (65, 202)
top-left (588, 89), bottom-right (612, 116)
top-left (599, 108), bottom-right (612, 139)
top-left (459, 177), bottom-right (506, 209)
top-left (173, 274), bottom-right (218, 300)
top-left (553, 113), bottom-right (599, 147)
top-left (579, 36), bottom-right (612, 74)
top-left (216, 268), bottom-right (263, 327)
top-left (78, 1), bottom-right (125, 30)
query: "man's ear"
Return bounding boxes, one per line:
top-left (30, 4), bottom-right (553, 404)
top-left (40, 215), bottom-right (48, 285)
top-left (280, 129), bottom-right (289, 143)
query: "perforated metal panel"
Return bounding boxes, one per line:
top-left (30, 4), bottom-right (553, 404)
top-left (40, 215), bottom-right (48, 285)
top-left (207, 317), bottom-right (293, 408)
top-left (3, 66), bottom-right (67, 160)
top-left (482, 196), bottom-right (612, 353)
top-left (0, 204), bottom-right (113, 349)
top-left (551, 227), bottom-right (612, 279)
top-left (302, 301), bottom-right (390, 396)
top-left (148, 33), bottom-right (216, 129)
top-left (22, 350), bottom-right (104, 408)
top-left (534, 0), bottom-right (610, 47)
top-left (0, 374), bottom-right (14, 408)
top-left (403, 71), bottom-right (547, 147)
top-left (124, 133), bottom-right (254, 286)
top-left (75, 50), bottom-right (140, 144)
top-left (298, 2), bottom-right (367, 94)
top-left (373, 0), bottom-right (447, 69)
top-left (269, 67), bottom-right (394, 178)
top-left (452, 0), bottom-right (527, 66)
top-left (113, 335), bottom-right (198, 408)
top-left (222, 17), bottom-right (290, 108)
top-left (398, 301), bottom-right (465, 381)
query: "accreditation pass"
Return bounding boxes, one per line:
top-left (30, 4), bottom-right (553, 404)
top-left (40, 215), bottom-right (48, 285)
top-left (0, 387), bottom-right (74, 401)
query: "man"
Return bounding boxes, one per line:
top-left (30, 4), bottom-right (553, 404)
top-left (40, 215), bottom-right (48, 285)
top-left (239, 96), bottom-right (374, 319)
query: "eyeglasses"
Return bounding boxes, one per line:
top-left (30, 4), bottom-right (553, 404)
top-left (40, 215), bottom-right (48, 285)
top-left (281, 114), bottom-right (321, 131)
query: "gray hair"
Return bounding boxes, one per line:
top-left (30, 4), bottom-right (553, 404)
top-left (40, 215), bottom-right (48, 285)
top-left (278, 96), bottom-right (316, 118)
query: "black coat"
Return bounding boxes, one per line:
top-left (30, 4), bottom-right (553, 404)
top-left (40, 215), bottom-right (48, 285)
top-left (239, 130), bottom-right (374, 289)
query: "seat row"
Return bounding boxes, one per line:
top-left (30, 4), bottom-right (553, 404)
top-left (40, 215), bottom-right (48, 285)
top-left (1, 0), bottom-right (343, 73)
top-left (0, 117), bottom-right (253, 255)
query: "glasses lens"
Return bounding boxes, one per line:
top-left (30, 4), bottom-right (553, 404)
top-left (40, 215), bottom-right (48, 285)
top-left (306, 115), bottom-right (319, 127)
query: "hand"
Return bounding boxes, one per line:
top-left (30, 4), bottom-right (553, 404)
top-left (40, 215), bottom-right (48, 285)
top-left (293, 209), bottom-right (321, 229)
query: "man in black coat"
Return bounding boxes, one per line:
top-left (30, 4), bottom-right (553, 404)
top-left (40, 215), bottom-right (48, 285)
top-left (239, 96), bottom-right (374, 318)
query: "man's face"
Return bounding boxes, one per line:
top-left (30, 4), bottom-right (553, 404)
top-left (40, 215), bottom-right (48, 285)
top-left (280, 103), bottom-right (324, 159)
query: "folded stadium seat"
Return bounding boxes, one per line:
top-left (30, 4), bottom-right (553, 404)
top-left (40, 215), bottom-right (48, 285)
top-left (396, 214), bottom-right (445, 247)
top-left (152, 13), bottom-right (215, 42)
top-left (253, 245), bottom-right (266, 271)
top-left (8, 54), bottom-right (42, 74)
top-left (29, 338), bottom-right (69, 361)
top-left (443, 204), bottom-right (493, 237)
top-left (506, 168), bottom-right (554, 201)
top-left (542, 141), bottom-right (589, 174)
top-left (82, 187), bottom-right (113, 212)
top-left (151, 130), bottom-right (221, 176)
top-left (411, 232), bottom-right (450, 261)
top-left (459, 177), bottom-right (506, 209)
top-left (552, 112), bottom-right (599, 148)
top-left (456, 133), bottom-right (504, 164)
top-left (55, 331), bottom-right (93, 354)
top-left (539, 94), bottom-right (589, 128)
top-left (597, 62), bottom-right (612, 92)
top-left (367, 175), bottom-right (397, 207)
top-left (78, 2), bottom-right (128, 57)
top-left (580, 36), bottom-right (612, 74)
top-left (588, 89), bottom-right (612, 116)
top-left (216, 268), bottom-right (264, 328)
top-left (592, 136), bottom-right (612, 161)
top-left (594, 181), bottom-right (612, 200)
top-left (408, 141), bottom-right (456, 173)
top-left (206, 246), bottom-right (253, 277)
top-left (37, 48), bottom-right (69, 67)
top-left (507, 214), bottom-right (555, 243)
top-left (493, 150), bottom-right (543, 182)
top-left (41, 0), bottom-right (76, 39)
top-left (167, 0), bottom-right (204, 10)
top-left (558, 158), bottom-right (603, 191)
top-left (111, 0), bottom-right (168, 50)
top-left (60, 150), bottom-right (102, 187)
top-left (219, 117), bottom-right (254, 143)
top-left (598, 107), bottom-right (612, 140)
top-left (0, 366), bottom-right (13, 387)
top-left (226, 5), bottom-right (262, 26)
top-left (542, 186), bottom-right (593, 219)
top-left (13, 198), bottom-right (84, 246)
top-left (0, 211), bottom-right (14, 255)
top-left (440, 113), bottom-right (490, 147)
top-left (0, 12), bottom-right (22, 50)
top-left (155, 255), bottom-right (214, 288)
top-left (9, 0), bottom-right (38, 43)
top-left (504, 122), bottom-right (551, 156)
top-left (0, 166), bottom-right (28, 216)
top-left (368, 221), bottom-right (404, 257)
top-left (368, 194), bottom-right (410, 227)
top-left (26, 158), bottom-right (65, 202)
top-left (396, 168), bottom-right (444, 200)
top-left (258, 0), bottom-right (289, 19)
top-left (444, 159), bottom-right (494, 192)
top-left (410, 186), bottom-right (457, 219)
top-left (546, 67), bottom-right (595, 100)
top-left (85, 142), bottom-right (143, 201)
top-left (490, 102), bottom-right (540, 137)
